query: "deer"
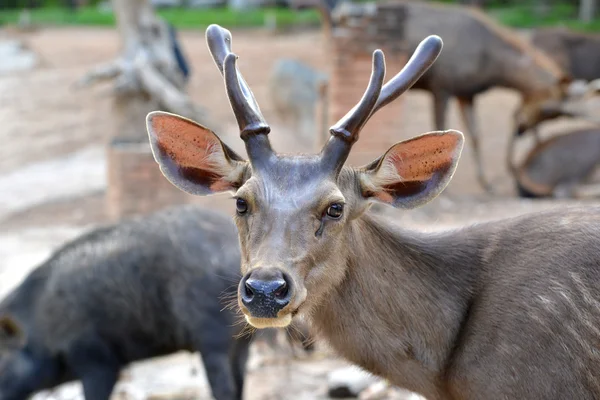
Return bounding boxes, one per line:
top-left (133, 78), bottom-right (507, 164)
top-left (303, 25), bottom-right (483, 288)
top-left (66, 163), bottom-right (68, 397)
top-left (146, 24), bottom-right (600, 400)
top-left (531, 27), bottom-right (600, 82)
top-left (268, 58), bottom-right (329, 151)
top-left (294, 0), bottom-right (600, 192)
top-left (515, 127), bottom-right (600, 199)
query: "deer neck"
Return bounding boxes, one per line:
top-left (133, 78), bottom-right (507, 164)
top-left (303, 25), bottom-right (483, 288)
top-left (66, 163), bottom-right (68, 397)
top-left (310, 212), bottom-right (480, 400)
top-left (495, 44), bottom-right (563, 95)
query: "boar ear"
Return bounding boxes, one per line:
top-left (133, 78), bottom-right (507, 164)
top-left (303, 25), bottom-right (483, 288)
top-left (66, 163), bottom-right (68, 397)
top-left (146, 111), bottom-right (250, 196)
top-left (0, 316), bottom-right (25, 347)
top-left (358, 130), bottom-right (464, 209)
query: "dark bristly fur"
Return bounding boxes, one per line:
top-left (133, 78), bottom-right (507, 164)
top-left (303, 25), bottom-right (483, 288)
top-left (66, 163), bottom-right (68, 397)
top-left (146, 24), bottom-right (600, 400)
top-left (0, 206), bottom-right (251, 400)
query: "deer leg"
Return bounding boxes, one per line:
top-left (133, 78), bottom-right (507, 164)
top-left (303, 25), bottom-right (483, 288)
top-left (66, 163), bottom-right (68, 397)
top-left (432, 91), bottom-right (449, 131)
top-left (299, 108), bottom-right (318, 152)
top-left (506, 131), bottom-right (519, 179)
top-left (319, 81), bottom-right (330, 150)
top-left (431, 92), bottom-right (458, 199)
top-left (456, 96), bottom-right (493, 193)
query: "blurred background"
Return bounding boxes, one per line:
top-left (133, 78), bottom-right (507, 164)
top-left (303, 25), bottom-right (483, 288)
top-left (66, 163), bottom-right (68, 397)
top-left (1, 0), bottom-right (599, 399)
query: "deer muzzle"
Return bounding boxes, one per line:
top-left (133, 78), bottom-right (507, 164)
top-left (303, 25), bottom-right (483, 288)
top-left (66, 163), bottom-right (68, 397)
top-left (239, 267), bottom-right (295, 327)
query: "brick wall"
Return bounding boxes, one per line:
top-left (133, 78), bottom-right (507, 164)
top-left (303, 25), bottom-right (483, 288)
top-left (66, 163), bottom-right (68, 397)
top-left (106, 2), bottom-right (411, 220)
top-left (106, 140), bottom-right (191, 221)
top-left (106, 139), bottom-right (237, 221)
top-left (327, 2), bottom-right (409, 162)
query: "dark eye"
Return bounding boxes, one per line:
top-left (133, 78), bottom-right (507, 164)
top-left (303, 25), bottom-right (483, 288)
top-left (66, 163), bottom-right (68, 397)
top-left (326, 203), bottom-right (344, 219)
top-left (236, 198), bottom-right (248, 215)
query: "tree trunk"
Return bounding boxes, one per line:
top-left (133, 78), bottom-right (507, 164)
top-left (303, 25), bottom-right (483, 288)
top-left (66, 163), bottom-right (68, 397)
top-left (78, 0), bottom-right (211, 221)
top-left (533, 0), bottom-right (553, 17)
top-left (579, 0), bottom-right (597, 23)
top-left (458, 0), bottom-right (485, 8)
top-left (78, 0), bottom-right (210, 142)
top-left (318, 79), bottom-right (329, 150)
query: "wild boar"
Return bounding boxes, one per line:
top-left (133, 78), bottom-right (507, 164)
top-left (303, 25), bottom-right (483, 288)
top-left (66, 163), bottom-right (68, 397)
top-left (0, 205), bottom-right (250, 400)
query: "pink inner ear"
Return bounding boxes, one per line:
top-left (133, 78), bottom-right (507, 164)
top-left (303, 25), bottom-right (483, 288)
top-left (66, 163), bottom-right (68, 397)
top-left (150, 114), bottom-right (221, 169)
top-left (148, 113), bottom-right (240, 193)
top-left (387, 133), bottom-right (460, 182)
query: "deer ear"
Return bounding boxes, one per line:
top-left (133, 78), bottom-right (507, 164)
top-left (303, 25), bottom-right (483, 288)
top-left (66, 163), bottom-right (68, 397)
top-left (146, 111), bottom-right (249, 196)
top-left (0, 315), bottom-right (25, 347)
top-left (358, 130), bottom-right (464, 209)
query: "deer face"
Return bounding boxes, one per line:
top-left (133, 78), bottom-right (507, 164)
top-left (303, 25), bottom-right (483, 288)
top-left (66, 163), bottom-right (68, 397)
top-left (232, 160), bottom-right (350, 327)
top-left (513, 84), bottom-right (568, 136)
top-left (514, 78), bottom-right (600, 136)
top-left (147, 25), bottom-right (464, 329)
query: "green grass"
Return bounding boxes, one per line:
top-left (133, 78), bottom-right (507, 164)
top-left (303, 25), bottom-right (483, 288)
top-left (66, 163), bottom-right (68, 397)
top-left (3, 1), bottom-right (600, 33)
top-left (490, 3), bottom-right (600, 32)
top-left (0, 6), bottom-right (320, 29)
top-left (424, 0), bottom-right (600, 33)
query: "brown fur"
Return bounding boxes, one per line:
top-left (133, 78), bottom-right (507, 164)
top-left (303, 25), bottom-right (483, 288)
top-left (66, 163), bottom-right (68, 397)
top-left (466, 8), bottom-right (562, 79)
top-left (148, 108), bottom-right (600, 399)
top-left (532, 27), bottom-right (600, 82)
top-left (300, 0), bottom-right (580, 192)
top-left (516, 128), bottom-right (600, 198)
top-left (309, 207), bottom-right (600, 400)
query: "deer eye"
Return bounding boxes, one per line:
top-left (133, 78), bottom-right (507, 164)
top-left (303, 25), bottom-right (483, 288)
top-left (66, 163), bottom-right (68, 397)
top-left (326, 203), bottom-right (344, 219)
top-left (236, 198), bottom-right (248, 215)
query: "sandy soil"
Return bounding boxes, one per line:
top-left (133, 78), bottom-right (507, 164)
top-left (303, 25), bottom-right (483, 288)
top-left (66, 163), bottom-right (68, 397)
top-left (0, 25), bottom-right (598, 400)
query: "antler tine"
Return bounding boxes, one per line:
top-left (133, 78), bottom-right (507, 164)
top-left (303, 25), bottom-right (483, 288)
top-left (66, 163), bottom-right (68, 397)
top-left (373, 35), bottom-right (443, 113)
top-left (320, 35), bottom-right (442, 175)
top-left (321, 50), bottom-right (385, 173)
top-left (206, 24), bottom-right (231, 74)
top-left (205, 24), bottom-right (273, 165)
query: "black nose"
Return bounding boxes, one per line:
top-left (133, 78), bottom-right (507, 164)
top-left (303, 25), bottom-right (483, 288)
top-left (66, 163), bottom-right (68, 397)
top-left (240, 268), bottom-right (292, 318)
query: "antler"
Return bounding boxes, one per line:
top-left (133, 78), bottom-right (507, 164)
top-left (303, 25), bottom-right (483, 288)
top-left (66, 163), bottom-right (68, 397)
top-left (205, 24), bottom-right (273, 166)
top-left (321, 35), bottom-right (443, 173)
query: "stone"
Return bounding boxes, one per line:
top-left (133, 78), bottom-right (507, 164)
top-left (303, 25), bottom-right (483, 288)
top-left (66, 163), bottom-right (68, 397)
top-left (327, 366), bottom-right (379, 398)
top-left (0, 39), bottom-right (38, 75)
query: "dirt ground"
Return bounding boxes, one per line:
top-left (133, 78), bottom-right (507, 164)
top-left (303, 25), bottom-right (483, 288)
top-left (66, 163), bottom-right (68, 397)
top-left (0, 25), bottom-right (599, 400)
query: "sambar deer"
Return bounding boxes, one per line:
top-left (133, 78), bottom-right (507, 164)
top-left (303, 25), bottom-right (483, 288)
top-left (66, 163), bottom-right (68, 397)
top-left (296, 0), bottom-right (600, 191)
top-left (515, 127), bottom-right (600, 199)
top-left (146, 24), bottom-right (600, 400)
top-left (268, 59), bottom-right (329, 151)
top-left (532, 27), bottom-right (600, 82)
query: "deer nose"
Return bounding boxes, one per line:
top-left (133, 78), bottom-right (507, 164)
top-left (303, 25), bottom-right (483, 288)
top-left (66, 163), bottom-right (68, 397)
top-left (239, 268), bottom-right (292, 318)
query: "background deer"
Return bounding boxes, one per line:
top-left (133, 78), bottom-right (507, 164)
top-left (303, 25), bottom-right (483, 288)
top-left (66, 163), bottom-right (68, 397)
top-left (268, 59), bottom-right (329, 151)
top-left (295, 0), bottom-right (600, 192)
top-left (146, 24), bottom-right (600, 400)
top-left (531, 27), bottom-right (600, 82)
top-left (515, 127), bottom-right (600, 198)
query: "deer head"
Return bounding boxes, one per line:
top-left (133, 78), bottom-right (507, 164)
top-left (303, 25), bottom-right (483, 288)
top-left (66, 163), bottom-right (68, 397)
top-left (514, 77), bottom-right (600, 136)
top-left (146, 25), bottom-right (464, 329)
